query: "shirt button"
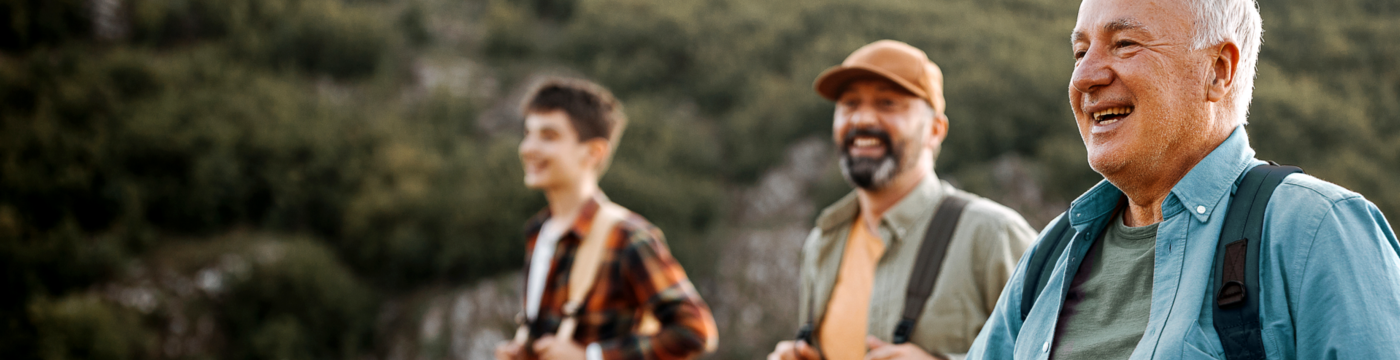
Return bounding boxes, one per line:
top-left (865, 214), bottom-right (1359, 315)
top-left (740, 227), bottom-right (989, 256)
top-left (1196, 205), bottom-right (1206, 214)
top-left (1042, 341), bottom-right (1050, 353)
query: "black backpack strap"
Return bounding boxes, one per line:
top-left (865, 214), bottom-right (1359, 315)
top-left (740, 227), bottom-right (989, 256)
top-left (1020, 213), bottom-right (1076, 321)
top-left (1213, 164), bottom-right (1301, 360)
top-left (892, 193), bottom-right (971, 344)
top-left (795, 289), bottom-right (816, 343)
top-left (793, 291), bottom-right (824, 359)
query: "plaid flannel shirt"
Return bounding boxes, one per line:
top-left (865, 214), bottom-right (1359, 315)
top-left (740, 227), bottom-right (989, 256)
top-left (522, 196), bottom-right (718, 360)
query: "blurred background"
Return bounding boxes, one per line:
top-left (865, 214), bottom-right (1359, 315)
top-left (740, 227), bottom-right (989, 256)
top-left (1, 0), bottom-right (1395, 358)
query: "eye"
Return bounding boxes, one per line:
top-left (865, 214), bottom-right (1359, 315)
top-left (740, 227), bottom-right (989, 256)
top-left (878, 98), bottom-right (895, 107)
top-left (1073, 50), bottom-right (1087, 60)
top-left (1115, 40), bottom-right (1139, 49)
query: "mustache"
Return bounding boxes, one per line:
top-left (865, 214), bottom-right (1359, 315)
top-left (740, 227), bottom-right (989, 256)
top-left (841, 127), bottom-right (894, 153)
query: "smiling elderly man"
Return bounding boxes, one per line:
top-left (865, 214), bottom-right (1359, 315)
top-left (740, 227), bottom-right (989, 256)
top-left (967, 0), bottom-right (1400, 359)
top-left (768, 40), bottom-right (1036, 360)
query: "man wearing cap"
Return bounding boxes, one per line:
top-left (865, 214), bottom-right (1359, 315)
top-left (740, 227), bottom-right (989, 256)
top-left (767, 40), bottom-right (1036, 360)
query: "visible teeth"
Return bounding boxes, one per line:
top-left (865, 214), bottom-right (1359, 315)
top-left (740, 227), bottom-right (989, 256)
top-left (1092, 107), bottom-right (1133, 121)
top-left (853, 137), bottom-right (881, 147)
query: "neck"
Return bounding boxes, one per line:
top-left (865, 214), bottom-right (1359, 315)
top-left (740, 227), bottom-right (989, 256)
top-left (1112, 121), bottom-right (1235, 227)
top-left (855, 167), bottom-right (930, 233)
top-left (545, 178), bottom-right (599, 224)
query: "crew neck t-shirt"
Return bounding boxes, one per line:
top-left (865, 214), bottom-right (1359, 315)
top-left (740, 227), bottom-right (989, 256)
top-left (819, 221), bottom-right (886, 360)
top-left (1051, 211), bottom-right (1158, 359)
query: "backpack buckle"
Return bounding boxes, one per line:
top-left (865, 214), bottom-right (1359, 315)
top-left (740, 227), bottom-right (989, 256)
top-left (1217, 280), bottom-right (1247, 308)
top-left (892, 319), bottom-right (915, 344)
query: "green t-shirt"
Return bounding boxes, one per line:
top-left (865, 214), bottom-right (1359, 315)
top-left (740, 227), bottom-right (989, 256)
top-left (1050, 211), bottom-right (1157, 359)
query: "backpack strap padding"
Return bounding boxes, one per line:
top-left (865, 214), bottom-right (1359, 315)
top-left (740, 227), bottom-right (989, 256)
top-left (1213, 164), bottom-right (1301, 360)
top-left (893, 193), bottom-right (970, 344)
top-left (555, 202), bottom-right (628, 341)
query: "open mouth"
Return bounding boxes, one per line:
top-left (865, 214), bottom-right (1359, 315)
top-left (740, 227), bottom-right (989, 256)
top-left (1091, 106), bottom-right (1133, 125)
top-left (846, 135), bottom-right (890, 158)
top-left (852, 136), bottom-right (883, 149)
top-left (524, 159), bottom-right (549, 175)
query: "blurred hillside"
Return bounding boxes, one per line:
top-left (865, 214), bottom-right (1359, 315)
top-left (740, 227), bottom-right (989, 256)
top-left (1, 0), bottom-right (1396, 359)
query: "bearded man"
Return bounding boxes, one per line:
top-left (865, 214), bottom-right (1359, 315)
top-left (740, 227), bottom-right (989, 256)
top-left (768, 40), bottom-right (1037, 360)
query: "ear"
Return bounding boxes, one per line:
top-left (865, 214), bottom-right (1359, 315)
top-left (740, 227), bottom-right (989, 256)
top-left (927, 112), bottom-right (949, 149)
top-left (1207, 41), bottom-right (1241, 102)
top-left (583, 138), bottom-right (612, 171)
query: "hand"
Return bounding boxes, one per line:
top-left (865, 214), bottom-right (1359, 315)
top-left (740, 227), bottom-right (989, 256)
top-left (865, 336), bottom-right (944, 360)
top-left (532, 335), bottom-right (587, 360)
top-left (767, 340), bottom-right (821, 360)
top-left (495, 340), bottom-right (524, 360)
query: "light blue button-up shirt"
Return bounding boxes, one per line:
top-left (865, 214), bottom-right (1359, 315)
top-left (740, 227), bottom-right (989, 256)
top-left (969, 126), bottom-right (1400, 359)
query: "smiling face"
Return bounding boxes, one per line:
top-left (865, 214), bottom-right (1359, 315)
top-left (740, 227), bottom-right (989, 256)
top-left (518, 110), bottom-right (604, 191)
top-left (1070, 0), bottom-right (1232, 180)
top-left (833, 78), bottom-right (938, 190)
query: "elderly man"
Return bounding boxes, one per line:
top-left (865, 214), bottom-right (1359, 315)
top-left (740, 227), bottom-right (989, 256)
top-left (968, 0), bottom-right (1400, 358)
top-left (769, 40), bottom-right (1036, 360)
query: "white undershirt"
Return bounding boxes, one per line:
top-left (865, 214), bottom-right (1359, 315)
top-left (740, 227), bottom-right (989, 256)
top-left (526, 217), bottom-right (570, 320)
top-left (526, 214), bottom-right (606, 360)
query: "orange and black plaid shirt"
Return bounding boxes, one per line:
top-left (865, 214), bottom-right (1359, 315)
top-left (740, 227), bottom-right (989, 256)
top-left (522, 196), bottom-right (718, 360)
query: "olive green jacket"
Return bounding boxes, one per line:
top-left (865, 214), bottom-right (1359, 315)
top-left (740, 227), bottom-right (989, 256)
top-left (798, 175), bottom-right (1035, 359)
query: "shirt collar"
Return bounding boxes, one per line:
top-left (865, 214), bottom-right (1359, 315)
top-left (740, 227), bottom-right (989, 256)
top-left (1066, 125), bottom-right (1257, 226)
top-left (883, 174), bottom-right (946, 242)
top-left (1168, 125), bottom-right (1257, 223)
top-left (815, 173), bottom-right (945, 243)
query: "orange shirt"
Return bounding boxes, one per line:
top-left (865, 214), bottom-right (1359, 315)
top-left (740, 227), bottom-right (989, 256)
top-left (819, 220), bottom-right (886, 360)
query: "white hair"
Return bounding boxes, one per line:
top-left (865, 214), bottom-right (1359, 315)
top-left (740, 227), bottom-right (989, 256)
top-left (1188, 0), bottom-right (1263, 126)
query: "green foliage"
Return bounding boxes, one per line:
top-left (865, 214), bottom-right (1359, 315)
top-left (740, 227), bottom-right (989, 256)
top-left (0, 0), bottom-right (90, 51)
top-left (220, 238), bottom-right (374, 360)
top-left (129, 0), bottom-right (389, 79)
top-left (29, 294), bottom-right (153, 360)
top-left (1247, 1), bottom-right (1400, 215)
top-left (398, 3), bottom-right (434, 48)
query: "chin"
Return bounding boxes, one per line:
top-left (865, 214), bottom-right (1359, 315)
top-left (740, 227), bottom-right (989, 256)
top-left (1086, 145), bottom-right (1131, 177)
top-left (522, 176), bottom-right (547, 190)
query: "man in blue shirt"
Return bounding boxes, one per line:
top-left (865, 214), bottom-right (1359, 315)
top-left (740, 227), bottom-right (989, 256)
top-left (967, 0), bottom-right (1400, 358)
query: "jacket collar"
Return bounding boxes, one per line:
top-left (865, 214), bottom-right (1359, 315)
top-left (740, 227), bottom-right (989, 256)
top-left (815, 173), bottom-right (946, 243)
top-left (1066, 125), bottom-right (1258, 227)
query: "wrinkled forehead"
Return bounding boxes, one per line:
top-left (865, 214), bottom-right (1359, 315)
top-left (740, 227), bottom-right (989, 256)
top-left (1072, 0), bottom-right (1190, 42)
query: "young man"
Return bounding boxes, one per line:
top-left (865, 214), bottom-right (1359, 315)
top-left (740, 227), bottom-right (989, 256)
top-left (968, 0), bottom-right (1400, 358)
top-left (495, 78), bottom-right (717, 360)
top-left (768, 40), bottom-right (1037, 360)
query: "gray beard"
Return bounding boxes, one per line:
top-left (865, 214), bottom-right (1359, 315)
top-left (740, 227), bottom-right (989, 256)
top-left (840, 154), bottom-right (900, 190)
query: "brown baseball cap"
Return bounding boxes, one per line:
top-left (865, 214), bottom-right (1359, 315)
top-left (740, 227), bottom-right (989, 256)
top-left (813, 40), bottom-right (946, 114)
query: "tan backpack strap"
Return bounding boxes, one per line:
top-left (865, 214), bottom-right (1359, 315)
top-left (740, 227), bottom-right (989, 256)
top-left (554, 202), bottom-right (628, 341)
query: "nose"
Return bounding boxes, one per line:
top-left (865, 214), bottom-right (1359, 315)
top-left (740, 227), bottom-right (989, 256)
top-left (849, 105), bottom-right (878, 128)
top-left (1071, 46), bottom-right (1113, 94)
top-left (518, 135), bottom-right (535, 158)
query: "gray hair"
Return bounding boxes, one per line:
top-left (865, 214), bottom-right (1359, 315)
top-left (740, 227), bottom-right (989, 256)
top-left (1188, 0), bottom-right (1262, 126)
